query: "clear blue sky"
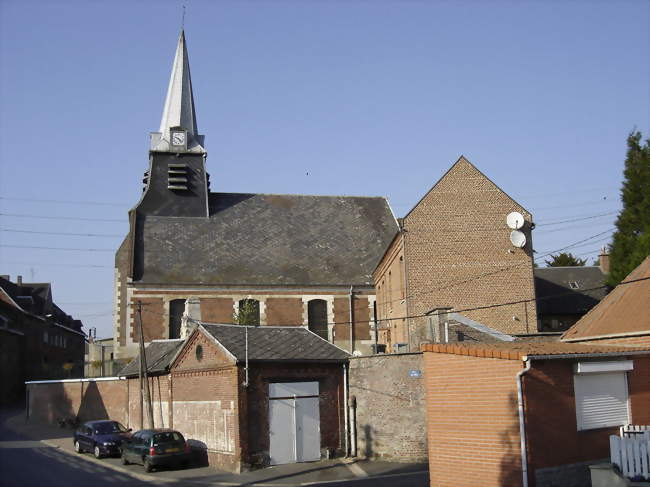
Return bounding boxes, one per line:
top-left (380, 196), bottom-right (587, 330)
top-left (1, 0), bottom-right (648, 339)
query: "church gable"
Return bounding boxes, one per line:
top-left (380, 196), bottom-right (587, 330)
top-left (172, 328), bottom-right (235, 372)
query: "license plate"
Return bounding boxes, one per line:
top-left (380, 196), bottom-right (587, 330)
top-left (166, 448), bottom-right (180, 453)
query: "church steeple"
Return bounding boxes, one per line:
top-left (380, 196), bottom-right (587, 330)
top-left (138, 30), bottom-right (209, 219)
top-left (150, 30), bottom-right (205, 153)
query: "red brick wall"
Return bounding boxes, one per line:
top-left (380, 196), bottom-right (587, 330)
top-left (130, 298), bottom-right (165, 342)
top-left (170, 330), bottom-right (242, 472)
top-left (423, 352), bottom-right (523, 487)
top-left (265, 298), bottom-right (303, 326)
top-left (28, 379), bottom-right (128, 426)
top-left (201, 298), bottom-right (235, 323)
top-left (127, 375), bottom-right (170, 430)
top-left (244, 362), bottom-right (345, 466)
top-left (524, 355), bottom-right (650, 483)
top-left (353, 297), bottom-right (371, 341)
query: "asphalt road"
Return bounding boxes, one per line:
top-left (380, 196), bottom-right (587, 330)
top-left (0, 410), bottom-right (428, 487)
top-left (0, 426), bottom-right (154, 487)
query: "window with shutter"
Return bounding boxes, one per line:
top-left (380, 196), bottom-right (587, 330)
top-left (574, 371), bottom-right (629, 431)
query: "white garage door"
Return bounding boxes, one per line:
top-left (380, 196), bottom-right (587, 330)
top-left (269, 382), bottom-right (320, 465)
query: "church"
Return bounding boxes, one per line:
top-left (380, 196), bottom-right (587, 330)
top-left (113, 31), bottom-right (537, 360)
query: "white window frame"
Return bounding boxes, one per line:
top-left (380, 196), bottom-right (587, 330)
top-left (574, 362), bottom-right (632, 431)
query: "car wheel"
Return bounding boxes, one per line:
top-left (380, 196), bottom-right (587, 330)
top-left (121, 452), bottom-right (130, 465)
top-left (74, 440), bottom-right (82, 453)
top-left (144, 458), bottom-right (153, 473)
top-left (94, 445), bottom-right (103, 459)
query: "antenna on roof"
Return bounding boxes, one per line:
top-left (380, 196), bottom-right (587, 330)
top-left (181, 5), bottom-right (186, 30)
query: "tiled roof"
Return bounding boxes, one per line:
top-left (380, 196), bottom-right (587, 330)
top-left (421, 341), bottom-right (650, 361)
top-left (119, 339), bottom-right (185, 377)
top-left (200, 323), bottom-right (350, 362)
top-left (534, 266), bottom-right (607, 315)
top-left (135, 193), bottom-right (398, 286)
top-left (561, 257), bottom-right (650, 342)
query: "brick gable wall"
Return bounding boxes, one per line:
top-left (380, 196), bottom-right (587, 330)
top-left (404, 158), bottom-right (537, 350)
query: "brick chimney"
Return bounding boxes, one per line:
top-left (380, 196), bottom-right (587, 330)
top-left (598, 246), bottom-right (610, 274)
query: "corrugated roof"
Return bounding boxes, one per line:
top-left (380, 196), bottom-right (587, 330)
top-left (200, 323), bottom-right (350, 362)
top-left (135, 193), bottom-right (398, 286)
top-left (421, 341), bottom-right (650, 361)
top-left (561, 257), bottom-right (650, 342)
top-left (119, 339), bottom-right (185, 377)
top-left (534, 266), bottom-right (607, 315)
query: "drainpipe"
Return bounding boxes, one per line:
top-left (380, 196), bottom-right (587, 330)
top-left (243, 326), bottom-right (249, 388)
top-left (517, 359), bottom-right (532, 487)
top-left (349, 395), bottom-right (357, 457)
top-left (343, 363), bottom-right (349, 456)
top-left (348, 286), bottom-right (354, 354)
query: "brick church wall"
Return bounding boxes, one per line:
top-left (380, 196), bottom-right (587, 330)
top-left (264, 298), bottom-right (303, 326)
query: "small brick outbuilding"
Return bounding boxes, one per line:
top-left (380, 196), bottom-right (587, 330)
top-left (421, 342), bottom-right (650, 487)
top-left (167, 323), bottom-right (349, 471)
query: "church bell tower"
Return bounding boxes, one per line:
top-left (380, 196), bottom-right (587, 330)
top-left (137, 30), bottom-right (209, 218)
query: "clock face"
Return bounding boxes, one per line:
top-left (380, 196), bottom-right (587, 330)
top-left (171, 131), bottom-right (186, 146)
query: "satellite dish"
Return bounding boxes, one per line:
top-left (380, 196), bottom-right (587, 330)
top-left (510, 230), bottom-right (527, 248)
top-left (506, 212), bottom-right (524, 230)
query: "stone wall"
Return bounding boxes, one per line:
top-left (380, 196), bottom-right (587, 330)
top-left (348, 353), bottom-right (427, 462)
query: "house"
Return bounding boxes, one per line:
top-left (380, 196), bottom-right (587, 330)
top-left (535, 251), bottom-right (609, 332)
top-left (0, 275), bottom-right (85, 404)
top-left (561, 256), bottom-right (650, 346)
top-left (112, 31), bottom-right (397, 360)
top-left (421, 341), bottom-right (650, 487)
top-left (373, 158), bottom-right (538, 353)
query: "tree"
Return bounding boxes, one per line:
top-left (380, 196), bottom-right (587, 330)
top-left (607, 131), bottom-right (650, 286)
top-left (232, 299), bottom-right (260, 325)
top-left (545, 252), bottom-right (587, 267)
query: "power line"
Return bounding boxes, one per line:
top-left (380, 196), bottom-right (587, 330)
top-left (0, 213), bottom-right (125, 223)
top-left (1, 262), bottom-right (111, 268)
top-left (1, 229), bottom-right (124, 238)
top-left (1, 245), bottom-right (115, 252)
top-left (535, 211), bottom-right (618, 227)
top-left (0, 196), bottom-right (125, 207)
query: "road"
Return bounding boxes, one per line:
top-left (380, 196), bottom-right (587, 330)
top-left (0, 410), bottom-right (428, 487)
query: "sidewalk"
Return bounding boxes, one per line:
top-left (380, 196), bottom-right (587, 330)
top-left (3, 411), bottom-right (428, 486)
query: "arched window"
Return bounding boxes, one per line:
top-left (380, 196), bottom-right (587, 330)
top-left (237, 299), bottom-right (260, 325)
top-left (308, 299), bottom-right (328, 340)
top-left (169, 299), bottom-right (185, 339)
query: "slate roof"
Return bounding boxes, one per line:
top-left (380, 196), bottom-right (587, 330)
top-left (421, 341), bottom-right (650, 361)
top-left (561, 257), bottom-right (650, 342)
top-left (534, 266), bottom-right (608, 315)
top-left (0, 276), bottom-right (83, 332)
top-left (135, 193), bottom-right (398, 286)
top-left (119, 339), bottom-right (185, 377)
top-left (200, 323), bottom-right (350, 362)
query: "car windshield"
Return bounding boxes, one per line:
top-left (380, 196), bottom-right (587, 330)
top-left (152, 432), bottom-right (184, 445)
top-left (93, 422), bottom-right (128, 434)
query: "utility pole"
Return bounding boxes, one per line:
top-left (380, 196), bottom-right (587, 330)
top-left (136, 301), bottom-right (154, 429)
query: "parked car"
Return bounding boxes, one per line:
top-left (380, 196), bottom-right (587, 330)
top-left (73, 420), bottom-right (132, 458)
top-left (121, 429), bottom-right (190, 472)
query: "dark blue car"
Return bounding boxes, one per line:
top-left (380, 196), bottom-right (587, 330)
top-left (73, 420), bottom-right (132, 458)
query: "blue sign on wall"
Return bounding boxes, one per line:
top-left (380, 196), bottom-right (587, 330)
top-left (409, 369), bottom-right (422, 378)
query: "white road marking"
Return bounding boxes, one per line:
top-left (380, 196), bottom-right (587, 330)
top-left (345, 461), bottom-right (368, 478)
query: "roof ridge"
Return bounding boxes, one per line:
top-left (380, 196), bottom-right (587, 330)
top-left (208, 192), bottom-right (388, 200)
